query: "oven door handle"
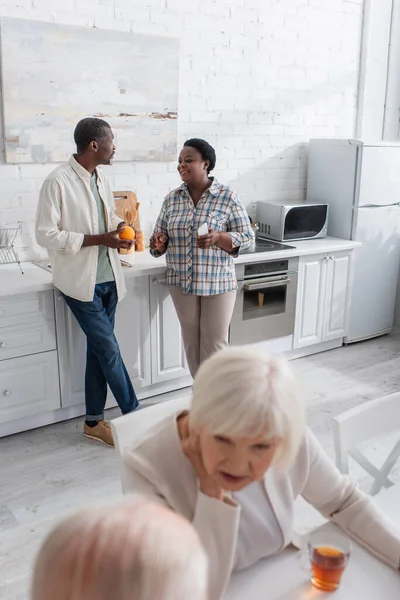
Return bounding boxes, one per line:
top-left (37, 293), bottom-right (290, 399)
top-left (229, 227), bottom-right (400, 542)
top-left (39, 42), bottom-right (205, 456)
top-left (243, 278), bottom-right (290, 291)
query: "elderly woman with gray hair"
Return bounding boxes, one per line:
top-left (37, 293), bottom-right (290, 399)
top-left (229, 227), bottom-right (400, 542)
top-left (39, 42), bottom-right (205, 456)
top-left (31, 499), bottom-right (208, 600)
top-left (122, 347), bottom-right (400, 600)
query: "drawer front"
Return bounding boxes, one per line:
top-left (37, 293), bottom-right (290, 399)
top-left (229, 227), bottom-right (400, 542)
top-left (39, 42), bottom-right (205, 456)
top-left (0, 320), bottom-right (57, 361)
top-left (0, 352), bottom-right (60, 423)
top-left (0, 290), bottom-right (55, 328)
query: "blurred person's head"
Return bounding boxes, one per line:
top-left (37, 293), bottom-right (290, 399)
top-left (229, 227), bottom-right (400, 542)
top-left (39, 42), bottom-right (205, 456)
top-left (31, 499), bottom-right (208, 600)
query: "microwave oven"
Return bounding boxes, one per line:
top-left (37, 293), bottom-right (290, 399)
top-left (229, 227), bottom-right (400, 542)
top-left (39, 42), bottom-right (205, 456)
top-left (256, 202), bottom-right (328, 242)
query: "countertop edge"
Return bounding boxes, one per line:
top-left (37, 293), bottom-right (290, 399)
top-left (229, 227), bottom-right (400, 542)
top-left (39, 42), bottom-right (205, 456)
top-left (0, 238), bottom-right (362, 298)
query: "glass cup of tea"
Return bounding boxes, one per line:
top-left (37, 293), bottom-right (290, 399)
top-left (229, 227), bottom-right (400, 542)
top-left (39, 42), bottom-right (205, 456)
top-left (300, 529), bottom-right (351, 592)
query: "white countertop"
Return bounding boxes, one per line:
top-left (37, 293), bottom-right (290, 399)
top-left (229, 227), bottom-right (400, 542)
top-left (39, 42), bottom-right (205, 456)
top-left (236, 236), bottom-right (361, 265)
top-left (0, 237), bottom-right (361, 298)
top-left (0, 262), bottom-right (54, 297)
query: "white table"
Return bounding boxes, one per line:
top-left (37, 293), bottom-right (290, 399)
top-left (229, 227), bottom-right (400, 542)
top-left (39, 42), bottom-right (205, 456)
top-left (226, 485), bottom-right (400, 599)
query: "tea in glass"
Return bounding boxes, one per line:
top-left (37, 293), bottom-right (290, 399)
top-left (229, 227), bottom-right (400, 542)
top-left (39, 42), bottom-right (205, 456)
top-left (310, 545), bottom-right (348, 591)
top-left (307, 530), bottom-right (351, 592)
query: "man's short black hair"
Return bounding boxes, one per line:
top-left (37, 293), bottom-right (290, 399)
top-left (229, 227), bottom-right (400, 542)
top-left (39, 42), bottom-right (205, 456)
top-left (74, 117), bottom-right (111, 153)
top-left (183, 138), bottom-right (216, 174)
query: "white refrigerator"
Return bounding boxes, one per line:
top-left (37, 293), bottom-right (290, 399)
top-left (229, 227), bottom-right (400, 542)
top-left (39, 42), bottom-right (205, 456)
top-left (307, 139), bottom-right (400, 343)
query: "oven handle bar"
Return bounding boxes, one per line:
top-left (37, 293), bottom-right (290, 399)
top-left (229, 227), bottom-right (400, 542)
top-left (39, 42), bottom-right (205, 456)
top-left (243, 278), bottom-right (291, 291)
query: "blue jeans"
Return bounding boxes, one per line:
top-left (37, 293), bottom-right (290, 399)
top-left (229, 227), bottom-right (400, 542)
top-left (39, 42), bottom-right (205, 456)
top-left (62, 282), bottom-right (138, 421)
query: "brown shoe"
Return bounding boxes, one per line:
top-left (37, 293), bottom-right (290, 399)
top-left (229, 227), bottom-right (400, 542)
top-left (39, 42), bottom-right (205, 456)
top-left (84, 420), bottom-right (114, 447)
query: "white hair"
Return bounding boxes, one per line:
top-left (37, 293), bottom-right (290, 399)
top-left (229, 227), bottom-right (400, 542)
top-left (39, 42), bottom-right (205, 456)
top-left (190, 346), bottom-right (306, 467)
top-left (31, 499), bottom-right (208, 600)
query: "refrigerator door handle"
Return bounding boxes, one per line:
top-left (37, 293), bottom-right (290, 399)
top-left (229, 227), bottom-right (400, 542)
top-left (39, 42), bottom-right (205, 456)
top-left (358, 203), bottom-right (400, 208)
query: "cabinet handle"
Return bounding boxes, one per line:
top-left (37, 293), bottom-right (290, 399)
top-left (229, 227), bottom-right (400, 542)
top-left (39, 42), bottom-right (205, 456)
top-left (3, 390), bottom-right (11, 396)
top-left (152, 278), bottom-right (167, 285)
top-left (0, 342), bottom-right (7, 349)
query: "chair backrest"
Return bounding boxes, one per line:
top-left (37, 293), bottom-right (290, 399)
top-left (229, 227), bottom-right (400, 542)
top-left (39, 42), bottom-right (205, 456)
top-left (333, 391), bottom-right (400, 495)
top-left (111, 395), bottom-right (191, 461)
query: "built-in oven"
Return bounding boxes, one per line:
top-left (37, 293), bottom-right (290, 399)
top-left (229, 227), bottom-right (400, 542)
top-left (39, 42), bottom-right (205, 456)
top-left (230, 257), bottom-right (298, 346)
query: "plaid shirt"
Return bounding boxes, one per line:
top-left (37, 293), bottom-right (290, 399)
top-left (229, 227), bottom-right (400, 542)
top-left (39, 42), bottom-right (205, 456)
top-left (150, 178), bottom-right (252, 295)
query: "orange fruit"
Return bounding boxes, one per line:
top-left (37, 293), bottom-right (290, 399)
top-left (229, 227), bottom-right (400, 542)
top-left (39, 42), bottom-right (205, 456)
top-left (119, 226), bottom-right (136, 240)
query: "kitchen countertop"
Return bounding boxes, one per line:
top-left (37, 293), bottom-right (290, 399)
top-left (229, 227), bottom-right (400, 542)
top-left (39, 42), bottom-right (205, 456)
top-left (0, 237), bottom-right (361, 298)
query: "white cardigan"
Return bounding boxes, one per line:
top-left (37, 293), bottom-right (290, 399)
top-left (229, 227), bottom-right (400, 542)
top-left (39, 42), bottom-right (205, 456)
top-left (35, 156), bottom-right (125, 302)
top-left (122, 415), bottom-right (400, 600)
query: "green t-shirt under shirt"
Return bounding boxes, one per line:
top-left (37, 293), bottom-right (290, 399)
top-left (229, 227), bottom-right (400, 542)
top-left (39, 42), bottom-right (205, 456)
top-left (90, 173), bottom-right (114, 285)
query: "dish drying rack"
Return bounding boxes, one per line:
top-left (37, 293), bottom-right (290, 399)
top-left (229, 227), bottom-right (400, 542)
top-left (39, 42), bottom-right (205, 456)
top-left (0, 225), bottom-right (24, 274)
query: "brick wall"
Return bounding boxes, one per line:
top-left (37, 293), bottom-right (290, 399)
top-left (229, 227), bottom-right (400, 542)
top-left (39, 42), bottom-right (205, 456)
top-left (0, 0), bottom-right (363, 261)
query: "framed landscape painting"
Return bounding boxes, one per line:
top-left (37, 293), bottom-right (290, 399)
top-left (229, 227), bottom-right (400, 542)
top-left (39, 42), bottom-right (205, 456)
top-left (0, 18), bottom-right (179, 163)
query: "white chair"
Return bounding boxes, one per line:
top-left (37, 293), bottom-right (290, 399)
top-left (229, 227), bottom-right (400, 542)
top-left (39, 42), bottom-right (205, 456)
top-left (333, 391), bottom-right (400, 496)
top-left (110, 395), bottom-right (191, 461)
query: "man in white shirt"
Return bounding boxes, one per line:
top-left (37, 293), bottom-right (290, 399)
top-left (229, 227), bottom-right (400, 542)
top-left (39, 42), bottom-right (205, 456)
top-left (36, 118), bottom-right (139, 446)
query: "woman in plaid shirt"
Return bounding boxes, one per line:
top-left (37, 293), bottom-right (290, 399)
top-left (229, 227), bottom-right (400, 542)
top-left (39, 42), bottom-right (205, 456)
top-left (150, 138), bottom-right (252, 377)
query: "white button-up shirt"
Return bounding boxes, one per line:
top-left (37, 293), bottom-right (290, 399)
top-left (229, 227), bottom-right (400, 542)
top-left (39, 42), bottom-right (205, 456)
top-left (35, 155), bottom-right (126, 302)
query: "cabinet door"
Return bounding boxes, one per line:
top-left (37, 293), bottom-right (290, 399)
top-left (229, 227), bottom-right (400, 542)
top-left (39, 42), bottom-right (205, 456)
top-left (0, 319), bottom-right (56, 361)
top-left (0, 351), bottom-right (60, 422)
top-left (293, 254), bottom-right (327, 349)
top-left (54, 291), bottom-right (86, 408)
top-left (55, 278), bottom-right (152, 409)
top-left (323, 251), bottom-right (351, 341)
top-left (0, 290), bottom-right (54, 328)
top-left (149, 276), bottom-right (190, 384)
top-left (113, 276), bottom-right (152, 393)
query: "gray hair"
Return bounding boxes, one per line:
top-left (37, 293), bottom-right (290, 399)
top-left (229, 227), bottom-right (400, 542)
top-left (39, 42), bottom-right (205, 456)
top-left (189, 346), bottom-right (306, 467)
top-left (31, 499), bottom-right (208, 600)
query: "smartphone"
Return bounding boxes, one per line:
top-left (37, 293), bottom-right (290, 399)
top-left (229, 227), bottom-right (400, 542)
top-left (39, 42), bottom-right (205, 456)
top-left (197, 222), bottom-right (208, 236)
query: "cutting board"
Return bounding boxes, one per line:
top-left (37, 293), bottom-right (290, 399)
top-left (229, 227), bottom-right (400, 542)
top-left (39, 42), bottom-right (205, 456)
top-left (113, 190), bottom-right (141, 231)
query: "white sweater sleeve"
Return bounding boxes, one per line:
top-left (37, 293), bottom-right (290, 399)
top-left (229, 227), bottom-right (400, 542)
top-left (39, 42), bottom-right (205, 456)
top-left (122, 450), bottom-right (240, 600)
top-left (35, 179), bottom-right (84, 254)
top-left (301, 429), bottom-right (400, 570)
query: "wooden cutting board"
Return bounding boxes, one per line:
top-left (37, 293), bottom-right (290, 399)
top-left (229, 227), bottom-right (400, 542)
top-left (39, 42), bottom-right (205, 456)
top-left (113, 190), bottom-right (141, 231)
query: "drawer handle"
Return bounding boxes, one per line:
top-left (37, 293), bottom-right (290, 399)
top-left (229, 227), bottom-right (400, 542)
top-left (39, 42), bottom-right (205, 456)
top-left (3, 390), bottom-right (11, 396)
top-left (0, 342), bottom-right (7, 349)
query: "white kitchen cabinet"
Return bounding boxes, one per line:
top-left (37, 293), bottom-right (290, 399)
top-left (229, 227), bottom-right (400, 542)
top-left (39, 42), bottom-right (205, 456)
top-left (149, 275), bottom-right (189, 384)
top-left (0, 288), bottom-right (60, 426)
top-left (0, 320), bottom-right (57, 361)
top-left (54, 291), bottom-right (86, 408)
top-left (55, 277), bottom-right (152, 409)
top-left (114, 277), bottom-right (152, 391)
top-left (323, 252), bottom-right (351, 341)
top-left (294, 254), bottom-right (327, 348)
top-left (294, 251), bottom-right (351, 349)
top-left (0, 351), bottom-right (60, 422)
top-left (0, 290), bottom-right (54, 328)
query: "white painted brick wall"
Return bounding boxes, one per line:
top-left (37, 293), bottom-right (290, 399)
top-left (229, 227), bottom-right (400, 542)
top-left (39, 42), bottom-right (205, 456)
top-left (0, 0), bottom-right (364, 261)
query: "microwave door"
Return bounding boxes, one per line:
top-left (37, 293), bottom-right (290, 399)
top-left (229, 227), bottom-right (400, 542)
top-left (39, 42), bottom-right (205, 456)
top-left (284, 205), bottom-right (328, 240)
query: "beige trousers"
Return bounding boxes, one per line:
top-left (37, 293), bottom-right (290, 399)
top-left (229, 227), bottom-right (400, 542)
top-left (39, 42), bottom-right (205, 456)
top-left (169, 286), bottom-right (237, 378)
